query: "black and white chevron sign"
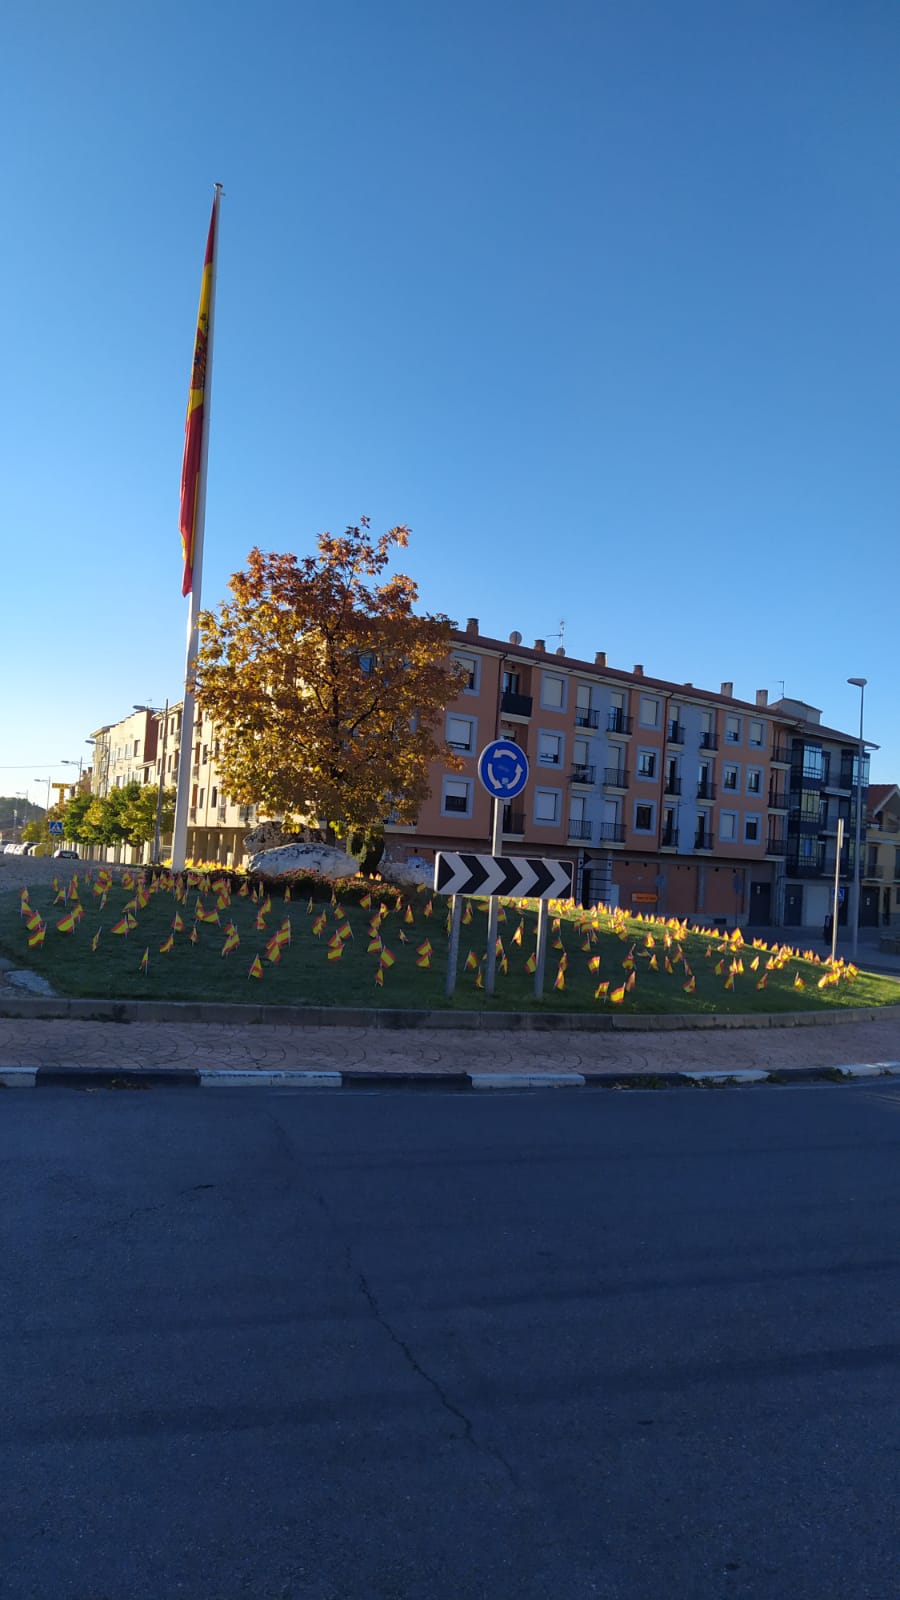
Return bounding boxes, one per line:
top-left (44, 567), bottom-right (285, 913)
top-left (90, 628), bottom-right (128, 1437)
top-left (434, 851), bottom-right (573, 900)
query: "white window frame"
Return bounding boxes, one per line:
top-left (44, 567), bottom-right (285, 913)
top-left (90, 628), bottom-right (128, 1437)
top-left (634, 800), bottom-right (656, 833)
top-left (452, 651), bottom-right (479, 693)
top-left (639, 695), bottom-right (660, 728)
top-left (537, 729), bottom-right (564, 767)
top-left (636, 748), bottom-right (657, 780)
top-left (534, 787), bottom-right (561, 825)
top-left (719, 810), bottom-right (738, 842)
top-left (445, 714), bottom-right (476, 754)
top-left (441, 777), bottom-right (473, 817)
top-left (540, 673), bottom-right (567, 711)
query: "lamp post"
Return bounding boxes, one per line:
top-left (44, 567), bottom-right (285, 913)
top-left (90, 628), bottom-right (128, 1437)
top-left (847, 677), bottom-right (867, 961)
top-left (60, 757), bottom-right (83, 790)
top-left (134, 702), bottom-right (169, 863)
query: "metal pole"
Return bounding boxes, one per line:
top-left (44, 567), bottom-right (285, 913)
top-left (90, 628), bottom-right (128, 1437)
top-left (831, 817), bottom-right (843, 964)
top-left (850, 680), bottom-right (866, 961)
top-left (172, 185), bottom-right (223, 873)
top-left (484, 796), bottom-right (503, 994)
top-left (152, 701), bottom-right (170, 863)
top-left (534, 899), bottom-right (549, 998)
top-left (445, 894), bottom-right (462, 998)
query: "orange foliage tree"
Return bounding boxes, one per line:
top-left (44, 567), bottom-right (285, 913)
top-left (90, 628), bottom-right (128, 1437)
top-left (193, 522), bottom-right (465, 840)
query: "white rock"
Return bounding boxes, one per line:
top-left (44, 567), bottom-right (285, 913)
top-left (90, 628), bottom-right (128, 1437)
top-left (249, 843), bottom-right (359, 881)
top-left (380, 859), bottom-right (435, 889)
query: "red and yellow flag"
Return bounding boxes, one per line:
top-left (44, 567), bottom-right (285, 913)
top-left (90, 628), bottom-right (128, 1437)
top-left (179, 195), bottom-right (218, 597)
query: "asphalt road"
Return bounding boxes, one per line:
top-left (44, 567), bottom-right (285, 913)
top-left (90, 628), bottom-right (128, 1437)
top-left (4, 1083), bottom-right (900, 1600)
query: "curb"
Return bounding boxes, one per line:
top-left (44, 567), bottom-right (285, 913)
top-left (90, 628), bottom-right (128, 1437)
top-left (3, 1062), bottom-right (900, 1091)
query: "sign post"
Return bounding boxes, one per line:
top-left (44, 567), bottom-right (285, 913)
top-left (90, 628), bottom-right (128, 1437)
top-left (476, 740), bottom-right (530, 996)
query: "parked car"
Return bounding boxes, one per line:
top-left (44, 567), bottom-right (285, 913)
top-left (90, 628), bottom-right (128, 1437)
top-left (51, 848), bottom-right (79, 859)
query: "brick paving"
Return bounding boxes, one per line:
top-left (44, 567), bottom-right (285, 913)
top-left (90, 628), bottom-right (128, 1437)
top-left (1, 1014), bottom-right (899, 1077)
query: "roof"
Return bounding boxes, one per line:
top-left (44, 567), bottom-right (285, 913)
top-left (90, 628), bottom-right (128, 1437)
top-left (868, 783), bottom-right (899, 813)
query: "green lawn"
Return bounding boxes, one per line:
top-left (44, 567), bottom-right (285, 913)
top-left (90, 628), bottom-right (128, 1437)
top-left (2, 868), bottom-right (898, 1015)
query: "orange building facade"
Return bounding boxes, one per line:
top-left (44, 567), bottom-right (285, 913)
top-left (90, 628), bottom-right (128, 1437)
top-left (383, 623), bottom-right (861, 930)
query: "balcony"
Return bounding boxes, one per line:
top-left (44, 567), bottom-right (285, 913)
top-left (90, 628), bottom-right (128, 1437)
top-left (667, 721), bottom-right (685, 744)
top-left (664, 777), bottom-right (682, 796)
top-left (694, 830), bottom-right (715, 851)
top-left (607, 710), bottom-right (633, 735)
top-left (597, 821), bottom-right (626, 844)
top-left (864, 864), bottom-right (884, 879)
top-left (700, 732), bottom-right (718, 752)
top-left (696, 782), bottom-right (717, 801)
top-left (767, 790), bottom-right (788, 809)
top-left (217, 805), bottom-right (228, 823)
top-left (771, 743), bottom-right (791, 764)
top-left (567, 818), bottom-right (593, 841)
top-left (500, 690), bottom-right (532, 719)
top-left (501, 808), bottom-right (525, 836)
top-left (765, 835), bottom-right (788, 855)
top-left (661, 826), bottom-right (678, 849)
top-left (602, 767), bottom-right (630, 790)
top-left (574, 707), bottom-right (601, 729)
top-left (570, 763), bottom-right (595, 784)
top-left (786, 851), bottom-right (827, 877)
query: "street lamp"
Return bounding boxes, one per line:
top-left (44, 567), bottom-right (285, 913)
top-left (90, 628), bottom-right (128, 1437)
top-left (847, 677), bottom-right (867, 961)
top-left (60, 757), bottom-right (83, 787)
top-left (34, 777), bottom-right (52, 814)
top-left (133, 702), bottom-right (169, 863)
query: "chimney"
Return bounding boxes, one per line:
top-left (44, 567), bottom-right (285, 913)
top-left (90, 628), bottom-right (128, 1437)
top-left (755, 689), bottom-right (768, 707)
top-left (720, 681), bottom-right (733, 698)
top-left (595, 651), bottom-right (607, 668)
top-left (534, 638), bottom-right (545, 651)
top-left (465, 617), bottom-right (479, 637)
top-left (633, 664), bottom-right (644, 677)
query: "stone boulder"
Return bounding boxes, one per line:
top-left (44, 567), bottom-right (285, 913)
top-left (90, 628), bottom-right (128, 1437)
top-left (380, 858), bottom-right (435, 890)
top-left (249, 842), bottom-right (359, 882)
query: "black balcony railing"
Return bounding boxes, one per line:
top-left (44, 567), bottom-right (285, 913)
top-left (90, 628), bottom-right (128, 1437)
top-left (767, 790), bottom-right (788, 809)
top-left (766, 835), bottom-right (788, 855)
top-left (597, 821), bottom-right (626, 844)
top-left (771, 744), bottom-right (791, 763)
top-left (607, 710), bottom-right (633, 735)
top-left (700, 732), bottom-right (718, 751)
top-left (786, 851), bottom-right (827, 877)
top-left (865, 864), bottom-right (884, 879)
top-left (667, 721), bottom-right (685, 744)
top-left (574, 707), bottom-right (601, 729)
top-left (696, 782), bottom-right (717, 800)
top-left (661, 826), bottom-right (677, 847)
top-left (501, 808), bottom-right (525, 834)
top-left (664, 777), bottom-right (682, 796)
top-left (694, 830), bottom-right (715, 850)
top-left (500, 690), bottom-right (532, 718)
top-left (602, 767), bottom-right (630, 788)
top-left (570, 763), bottom-right (595, 784)
top-left (567, 819), bottom-right (593, 841)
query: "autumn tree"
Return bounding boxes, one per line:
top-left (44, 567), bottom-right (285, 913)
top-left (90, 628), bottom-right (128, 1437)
top-left (193, 522), bottom-right (465, 839)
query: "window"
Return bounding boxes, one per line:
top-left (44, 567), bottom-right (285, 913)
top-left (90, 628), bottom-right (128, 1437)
top-left (202, 744), bottom-right (208, 765)
top-left (634, 802), bottom-right (655, 832)
top-left (725, 714), bottom-right (742, 744)
top-left (744, 815), bottom-right (760, 843)
top-left (198, 789), bottom-right (205, 809)
top-left (569, 793), bottom-right (586, 824)
top-left (895, 848), bottom-right (900, 880)
top-left (211, 787), bottom-right (218, 806)
top-left (534, 788), bottom-right (560, 824)
top-left (502, 668), bottom-right (520, 695)
top-left (576, 684), bottom-right (591, 712)
top-left (746, 768), bottom-right (762, 794)
top-left (537, 730), bottom-right (563, 766)
top-left (453, 652), bottom-right (478, 692)
top-left (442, 777), bottom-right (472, 816)
top-left (132, 739), bottom-right (139, 757)
top-left (749, 719), bottom-right (764, 748)
top-left (719, 812), bottom-right (737, 842)
top-left (637, 749), bottom-right (656, 779)
top-left (639, 696), bottom-right (659, 728)
top-left (541, 673), bottom-right (566, 710)
top-left (573, 738), bottom-right (589, 768)
top-left (446, 714), bottom-right (475, 753)
top-left (723, 764), bottom-right (739, 791)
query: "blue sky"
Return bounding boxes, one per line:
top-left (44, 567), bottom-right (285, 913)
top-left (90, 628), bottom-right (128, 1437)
top-left (2, 0), bottom-right (897, 806)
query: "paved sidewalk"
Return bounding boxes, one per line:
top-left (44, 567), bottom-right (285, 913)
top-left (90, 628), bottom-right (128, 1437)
top-left (1, 1014), bottom-right (899, 1078)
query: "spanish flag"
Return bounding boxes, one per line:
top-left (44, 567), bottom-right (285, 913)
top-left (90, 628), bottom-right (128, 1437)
top-left (180, 193), bottom-right (219, 597)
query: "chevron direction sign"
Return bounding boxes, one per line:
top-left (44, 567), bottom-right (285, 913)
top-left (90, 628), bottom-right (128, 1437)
top-left (434, 851), bottom-right (573, 900)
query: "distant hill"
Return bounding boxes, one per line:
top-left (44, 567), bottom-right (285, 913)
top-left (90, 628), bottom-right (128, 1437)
top-left (0, 796), bottom-right (45, 829)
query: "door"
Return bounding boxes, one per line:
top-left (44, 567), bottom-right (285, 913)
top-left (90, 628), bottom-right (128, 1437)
top-left (747, 881), bottom-right (771, 925)
top-left (783, 884), bottom-right (803, 926)
top-left (860, 886), bottom-right (880, 927)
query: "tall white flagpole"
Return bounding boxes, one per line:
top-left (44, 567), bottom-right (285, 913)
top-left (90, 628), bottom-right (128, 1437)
top-left (171, 184), bottom-right (223, 873)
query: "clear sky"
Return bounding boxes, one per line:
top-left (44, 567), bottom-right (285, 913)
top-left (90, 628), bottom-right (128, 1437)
top-left (2, 0), bottom-right (898, 807)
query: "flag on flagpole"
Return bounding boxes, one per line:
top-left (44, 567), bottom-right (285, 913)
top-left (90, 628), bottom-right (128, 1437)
top-left (180, 198), bottom-right (218, 597)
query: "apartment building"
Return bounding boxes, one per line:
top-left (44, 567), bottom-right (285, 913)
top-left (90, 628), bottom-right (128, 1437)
top-left (864, 785), bottom-right (900, 928)
top-left (88, 710), bottom-right (158, 794)
top-left (385, 624), bottom-right (871, 930)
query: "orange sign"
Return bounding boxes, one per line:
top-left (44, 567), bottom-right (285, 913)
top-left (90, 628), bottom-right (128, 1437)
top-left (632, 892), bottom-right (658, 904)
